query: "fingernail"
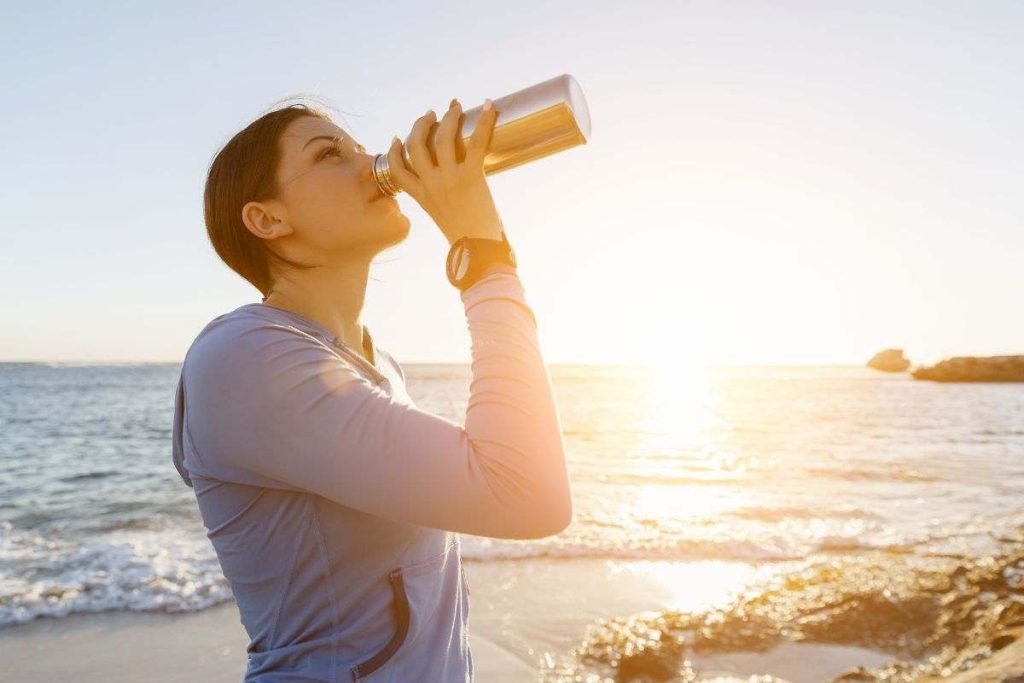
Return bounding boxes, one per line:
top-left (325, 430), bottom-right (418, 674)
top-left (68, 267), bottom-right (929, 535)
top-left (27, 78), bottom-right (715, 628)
top-left (392, 136), bottom-right (400, 146)
top-left (483, 98), bottom-right (494, 112)
top-left (450, 97), bottom-right (458, 108)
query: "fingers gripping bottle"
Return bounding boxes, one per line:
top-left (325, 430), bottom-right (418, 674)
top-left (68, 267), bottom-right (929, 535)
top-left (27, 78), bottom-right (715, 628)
top-left (372, 73), bottom-right (592, 197)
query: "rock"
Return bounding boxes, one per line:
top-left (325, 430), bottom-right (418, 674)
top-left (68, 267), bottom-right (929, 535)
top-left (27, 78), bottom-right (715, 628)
top-left (991, 633), bottom-right (1017, 651)
top-left (614, 637), bottom-right (687, 682)
top-left (912, 356), bottom-right (1024, 382)
top-left (868, 349), bottom-right (911, 373)
top-left (833, 666), bottom-right (879, 681)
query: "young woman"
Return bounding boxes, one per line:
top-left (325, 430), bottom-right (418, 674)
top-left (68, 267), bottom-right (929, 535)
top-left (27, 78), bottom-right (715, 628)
top-left (171, 97), bottom-right (572, 681)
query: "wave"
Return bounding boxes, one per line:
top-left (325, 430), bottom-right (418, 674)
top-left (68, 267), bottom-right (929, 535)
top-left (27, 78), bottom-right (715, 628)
top-left (457, 528), bottom-right (925, 563)
top-left (3, 512), bottom-right (1018, 628)
top-left (0, 526), bottom-right (231, 628)
top-left (724, 505), bottom-right (881, 522)
top-left (804, 465), bottom-right (939, 483)
top-left (589, 472), bottom-right (740, 486)
top-left (0, 522), bottom-right (918, 628)
top-left (58, 471), bottom-right (119, 483)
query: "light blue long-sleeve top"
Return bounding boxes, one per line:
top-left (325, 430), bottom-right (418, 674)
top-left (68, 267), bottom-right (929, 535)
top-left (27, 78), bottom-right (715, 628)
top-left (171, 265), bottom-right (572, 681)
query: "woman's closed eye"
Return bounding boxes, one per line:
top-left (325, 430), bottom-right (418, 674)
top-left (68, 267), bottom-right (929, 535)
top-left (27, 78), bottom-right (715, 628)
top-left (317, 143), bottom-right (346, 161)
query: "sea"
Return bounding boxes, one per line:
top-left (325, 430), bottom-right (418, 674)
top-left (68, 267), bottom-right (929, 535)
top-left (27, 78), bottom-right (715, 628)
top-left (1, 362), bottom-right (1023, 629)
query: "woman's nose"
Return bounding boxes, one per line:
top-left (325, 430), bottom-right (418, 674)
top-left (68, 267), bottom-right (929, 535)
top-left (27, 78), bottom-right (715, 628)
top-left (360, 153), bottom-right (385, 199)
top-left (358, 153), bottom-right (373, 179)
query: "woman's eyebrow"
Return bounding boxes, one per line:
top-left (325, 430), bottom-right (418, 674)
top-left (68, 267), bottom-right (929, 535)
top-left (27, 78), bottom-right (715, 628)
top-left (302, 135), bottom-right (365, 153)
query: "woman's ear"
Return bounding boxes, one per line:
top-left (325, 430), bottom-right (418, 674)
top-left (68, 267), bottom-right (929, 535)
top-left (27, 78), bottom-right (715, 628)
top-left (242, 200), bottom-right (292, 240)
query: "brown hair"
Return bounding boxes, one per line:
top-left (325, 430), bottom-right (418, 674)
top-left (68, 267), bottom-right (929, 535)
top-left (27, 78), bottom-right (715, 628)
top-left (203, 102), bottom-right (333, 298)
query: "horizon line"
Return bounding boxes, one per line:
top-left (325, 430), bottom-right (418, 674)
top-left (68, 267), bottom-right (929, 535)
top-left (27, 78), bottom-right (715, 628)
top-left (0, 359), bottom-right (936, 368)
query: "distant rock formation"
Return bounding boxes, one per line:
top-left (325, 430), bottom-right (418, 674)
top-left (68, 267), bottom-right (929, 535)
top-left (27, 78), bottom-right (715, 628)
top-left (912, 355), bottom-right (1024, 382)
top-left (867, 348), bottom-right (910, 373)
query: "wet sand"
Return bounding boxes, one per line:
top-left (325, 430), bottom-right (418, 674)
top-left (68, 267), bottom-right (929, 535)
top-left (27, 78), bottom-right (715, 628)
top-left (0, 589), bottom-right (535, 683)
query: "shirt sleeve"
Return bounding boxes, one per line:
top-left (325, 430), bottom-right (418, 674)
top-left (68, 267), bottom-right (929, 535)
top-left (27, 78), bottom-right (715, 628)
top-left (180, 267), bottom-right (572, 540)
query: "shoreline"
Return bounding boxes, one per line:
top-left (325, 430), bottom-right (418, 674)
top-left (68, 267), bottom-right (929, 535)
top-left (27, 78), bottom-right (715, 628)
top-left (0, 557), bottom-right (888, 682)
top-left (2, 553), bottom-right (1022, 682)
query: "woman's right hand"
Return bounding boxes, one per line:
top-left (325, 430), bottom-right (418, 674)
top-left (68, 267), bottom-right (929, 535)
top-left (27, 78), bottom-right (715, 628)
top-left (385, 98), bottom-right (504, 246)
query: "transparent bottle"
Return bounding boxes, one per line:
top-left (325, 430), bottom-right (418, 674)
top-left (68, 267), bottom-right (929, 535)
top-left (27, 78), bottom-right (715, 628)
top-left (372, 73), bottom-right (592, 197)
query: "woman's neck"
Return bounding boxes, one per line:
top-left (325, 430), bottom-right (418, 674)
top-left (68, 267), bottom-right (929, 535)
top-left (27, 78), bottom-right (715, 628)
top-left (263, 259), bottom-right (372, 356)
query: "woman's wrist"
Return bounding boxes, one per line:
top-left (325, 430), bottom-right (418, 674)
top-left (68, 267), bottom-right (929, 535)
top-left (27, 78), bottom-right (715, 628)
top-left (446, 215), bottom-right (505, 245)
top-left (477, 263), bottom-right (518, 279)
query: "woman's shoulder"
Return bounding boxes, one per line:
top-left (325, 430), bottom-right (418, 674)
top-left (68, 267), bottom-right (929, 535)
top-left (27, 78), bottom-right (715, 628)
top-left (183, 303), bottom-right (330, 373)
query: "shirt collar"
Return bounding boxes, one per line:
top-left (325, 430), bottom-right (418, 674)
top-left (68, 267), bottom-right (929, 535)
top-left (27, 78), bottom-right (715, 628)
top-left (237, 302), bottom-right (375, 366)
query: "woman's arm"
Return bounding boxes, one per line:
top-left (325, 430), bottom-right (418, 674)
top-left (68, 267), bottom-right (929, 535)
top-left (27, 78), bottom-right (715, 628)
top-left (177, 267), bottom-right (572, 540)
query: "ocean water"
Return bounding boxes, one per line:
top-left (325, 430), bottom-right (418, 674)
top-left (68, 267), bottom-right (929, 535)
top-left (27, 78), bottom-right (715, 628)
top-left (1, 362), bottom-right (1023, 627)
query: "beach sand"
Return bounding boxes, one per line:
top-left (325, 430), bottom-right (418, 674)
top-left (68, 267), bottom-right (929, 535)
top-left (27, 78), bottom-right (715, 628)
top-left (0, 557), bottom-right (912, 682)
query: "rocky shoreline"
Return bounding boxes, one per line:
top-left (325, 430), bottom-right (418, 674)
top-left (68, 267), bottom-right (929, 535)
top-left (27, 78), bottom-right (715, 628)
top-left (911, 356), bottom-right (1024, 383)
top-left (866, 350), bottom-right (1024, 382)
top-left (545, 532), bottom-right (1024, 682)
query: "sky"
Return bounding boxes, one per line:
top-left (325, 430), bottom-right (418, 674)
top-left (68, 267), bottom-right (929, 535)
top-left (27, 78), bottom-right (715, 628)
top-left (2, 1), bottom-right (1021, 367)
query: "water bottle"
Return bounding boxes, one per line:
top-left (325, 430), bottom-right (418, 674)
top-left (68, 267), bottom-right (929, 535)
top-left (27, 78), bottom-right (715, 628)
top-left (372, 73), bottom-right (592, 197)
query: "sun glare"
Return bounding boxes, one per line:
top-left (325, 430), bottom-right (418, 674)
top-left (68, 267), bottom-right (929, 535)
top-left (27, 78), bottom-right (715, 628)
top-left (609, 560), bottom-right (761, 614)
top-left (635, 352), bottom-right (720, 458)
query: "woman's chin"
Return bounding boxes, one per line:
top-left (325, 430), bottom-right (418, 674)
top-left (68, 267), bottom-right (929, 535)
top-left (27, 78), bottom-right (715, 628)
top-left (379, 213), bottom-right (411, 247)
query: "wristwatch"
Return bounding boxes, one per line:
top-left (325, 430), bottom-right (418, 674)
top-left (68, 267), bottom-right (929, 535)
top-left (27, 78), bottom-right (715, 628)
top-left (446, 230), bottom-right (518, 292)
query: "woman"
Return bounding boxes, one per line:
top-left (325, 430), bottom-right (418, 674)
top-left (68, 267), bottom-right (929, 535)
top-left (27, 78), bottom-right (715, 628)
top-left (171, 96), bottom-right (572, 682)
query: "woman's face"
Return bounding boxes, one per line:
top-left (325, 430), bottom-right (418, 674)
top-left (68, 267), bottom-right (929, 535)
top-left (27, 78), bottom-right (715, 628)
top-left (254, 115), bottom-right (409, 259)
